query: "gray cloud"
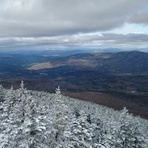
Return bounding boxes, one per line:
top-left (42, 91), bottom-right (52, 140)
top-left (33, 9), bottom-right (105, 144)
top-left (101, 33), bottom-right (148, 48)
top-left (129, 9), bottom-right (148, 24)
top-left (0, 0), bottom-right (147, 37)
top-left (1, 33), bottom-right (148, 51)
top-left (0, 0), bottom-right (148, 51)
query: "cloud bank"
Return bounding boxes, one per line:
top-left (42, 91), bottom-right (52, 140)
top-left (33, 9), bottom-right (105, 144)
top-left (0, 0), bottom-right (148, 50)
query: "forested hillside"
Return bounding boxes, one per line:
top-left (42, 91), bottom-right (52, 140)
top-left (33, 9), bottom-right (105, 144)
top-left (0, 82), bottom-right (148, 148)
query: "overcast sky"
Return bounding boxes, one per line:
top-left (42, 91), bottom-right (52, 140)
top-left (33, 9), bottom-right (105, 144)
top-left (0, 0), bottom-right (148, 51)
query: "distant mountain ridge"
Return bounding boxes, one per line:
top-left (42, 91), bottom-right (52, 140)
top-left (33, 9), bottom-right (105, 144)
top-left (28, 51), bottom-right (148, 74)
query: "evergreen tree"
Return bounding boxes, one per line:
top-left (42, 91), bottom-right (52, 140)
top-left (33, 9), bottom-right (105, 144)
top-left (0, 85), bottom-right (148, 147)
top-left (49, 86), bottom-right (69, 147)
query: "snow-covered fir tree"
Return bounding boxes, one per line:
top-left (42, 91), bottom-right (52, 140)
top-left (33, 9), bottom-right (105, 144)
top-left (0, 82), bottom-right (148, 147)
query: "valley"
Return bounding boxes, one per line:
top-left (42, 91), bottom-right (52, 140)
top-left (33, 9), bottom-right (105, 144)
top-left (0, 50), bottom-right (148, 119)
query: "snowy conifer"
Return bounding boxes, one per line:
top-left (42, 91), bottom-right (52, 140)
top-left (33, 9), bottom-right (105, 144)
top-left (0, 87), bottom-right (147, 147)
top-left (20, 80), bottom-right (25, 89)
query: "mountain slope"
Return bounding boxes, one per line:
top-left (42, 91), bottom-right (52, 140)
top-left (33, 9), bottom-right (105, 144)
top-left (28, 51), bottom-right (148, 74)
top-left (100, 51), bottom-right (148, 73)
top-left (0, 84), bottom-right (148, 147)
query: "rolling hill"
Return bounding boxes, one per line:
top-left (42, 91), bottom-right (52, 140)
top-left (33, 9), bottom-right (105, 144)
top-left (28, 51), bottom-right (148, 74)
